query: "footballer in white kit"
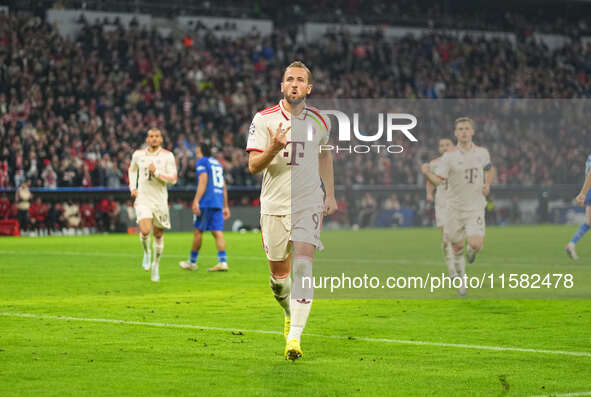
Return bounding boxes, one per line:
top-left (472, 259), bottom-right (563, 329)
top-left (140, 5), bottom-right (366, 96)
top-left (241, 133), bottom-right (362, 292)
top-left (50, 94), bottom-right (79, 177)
top-left (422, 117), bottom-right (495, 295)
top-left (425, 138), bottom-right (455, 277)
top-left (128, 128), bottom-right (177, 282)
top-left (427, 138), bottom-right (454, 229)
top-left (248, 99), bottom-right (330, 259)
top-left (246, 61), bottom-right (337, 361)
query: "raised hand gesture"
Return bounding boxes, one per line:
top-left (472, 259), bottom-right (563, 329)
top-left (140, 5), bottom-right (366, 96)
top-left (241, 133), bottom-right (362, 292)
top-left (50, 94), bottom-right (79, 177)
top-left (267, 122), bottom-right (291, 153)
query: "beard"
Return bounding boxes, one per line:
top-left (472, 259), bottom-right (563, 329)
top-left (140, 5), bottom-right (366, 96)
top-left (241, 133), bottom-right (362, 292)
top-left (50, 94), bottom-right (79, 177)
top-left (284, 92), bottom-right (306, 105)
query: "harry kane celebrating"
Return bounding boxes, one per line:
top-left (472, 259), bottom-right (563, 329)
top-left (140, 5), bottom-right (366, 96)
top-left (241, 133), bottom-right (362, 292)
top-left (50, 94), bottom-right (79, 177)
top-left (128, 128), bottom-right (177, 282)
top-left (246, 61), bottom-right (337, 360)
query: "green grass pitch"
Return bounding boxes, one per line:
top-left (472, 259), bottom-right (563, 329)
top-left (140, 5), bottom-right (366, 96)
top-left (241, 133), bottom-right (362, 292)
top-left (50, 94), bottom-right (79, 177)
top-left (1, 226), bottom-right (590, 396)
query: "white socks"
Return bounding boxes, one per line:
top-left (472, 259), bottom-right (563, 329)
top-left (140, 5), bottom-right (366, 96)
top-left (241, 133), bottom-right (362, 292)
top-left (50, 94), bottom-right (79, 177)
top-left (140, 233), bottom-right (150, 255)
top-left (443, 241), bottom-right (455, 277)
top-left (270, 275), bottom-right (291, 317)
top-left (153, 236), bottom-right (164, 266)
top-left (288, 256), bottom-right (314, 343)
top-left (454, 248), bottom-right (467, 295)
top-left (454, 249), bottom-right (466, 276)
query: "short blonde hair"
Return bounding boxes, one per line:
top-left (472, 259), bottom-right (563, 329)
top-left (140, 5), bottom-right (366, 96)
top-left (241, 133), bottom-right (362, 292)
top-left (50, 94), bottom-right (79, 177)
top-left (454, 117), bottom-right (474, 128)
top-left (283, 61), bottom-right (312, 84)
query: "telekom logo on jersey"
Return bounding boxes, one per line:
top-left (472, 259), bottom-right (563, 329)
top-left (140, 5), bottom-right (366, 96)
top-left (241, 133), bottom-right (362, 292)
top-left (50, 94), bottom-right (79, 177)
top-left (311, 111), bottom-right (418, 154)
top-left (283, 141), bottom-right (305, 166)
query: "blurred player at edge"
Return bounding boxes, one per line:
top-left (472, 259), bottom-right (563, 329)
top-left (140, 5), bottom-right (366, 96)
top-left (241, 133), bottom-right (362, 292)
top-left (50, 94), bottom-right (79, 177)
top-left (128, 128), bottom-right (177, 282)
top-left (179, 143), bottom-right (231, 271)
top-left (425, 138), bottom-right (456, 277)
top-left (246, 61), bottom-right (337, 360)
top-left (565, 153), bottom-right (591, 260)
top-left (421, 118), bottom-right (495, 296)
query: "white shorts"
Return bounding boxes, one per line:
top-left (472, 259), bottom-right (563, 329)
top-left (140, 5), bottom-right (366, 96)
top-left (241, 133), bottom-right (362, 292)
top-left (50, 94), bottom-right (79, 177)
top-left (435, 204), bottom-right (447, 228)
top-left (260, 207), bottom-right (324, 261)
top-left (444, 208), bottom-right (485, 244)
top-left (135, 201), bottom-right (171, 230)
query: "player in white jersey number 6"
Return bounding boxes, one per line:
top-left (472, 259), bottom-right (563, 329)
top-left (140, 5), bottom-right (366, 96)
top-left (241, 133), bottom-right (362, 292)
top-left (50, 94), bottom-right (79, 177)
top-left (421, 118), bottom-right (495, 296)
top-left (246, 61), bottom-right (337, 360)
top-left (128, 128), bottom-right (178, 282)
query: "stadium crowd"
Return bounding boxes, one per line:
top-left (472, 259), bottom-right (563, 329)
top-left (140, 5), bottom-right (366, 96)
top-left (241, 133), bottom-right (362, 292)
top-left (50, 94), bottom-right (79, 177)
top-left (1, 9), bottom-right (590, 230)
top-left (51, 0), bottom-right (591, 37)
top-left (0, 189), bottom-right (130, 235)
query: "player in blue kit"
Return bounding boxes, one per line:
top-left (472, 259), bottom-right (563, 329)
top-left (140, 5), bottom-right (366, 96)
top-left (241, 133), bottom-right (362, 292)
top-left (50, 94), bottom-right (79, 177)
top-left (179, 143), bottom-right (231, 271)
top-left (566, 153), bottom-right (591, 260)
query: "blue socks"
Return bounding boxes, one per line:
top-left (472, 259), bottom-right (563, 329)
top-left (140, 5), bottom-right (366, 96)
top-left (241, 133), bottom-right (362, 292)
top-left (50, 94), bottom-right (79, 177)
top-left (189, 250), bottom-right (199, 264)
top-left (190, 250), bottom-right (226, 263)
top-left (571, 223), bottom-right (590, 244)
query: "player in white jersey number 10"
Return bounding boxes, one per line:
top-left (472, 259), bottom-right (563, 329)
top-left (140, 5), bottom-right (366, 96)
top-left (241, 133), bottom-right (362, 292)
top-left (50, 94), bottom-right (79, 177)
top-left (128, 128), bottom-right (178, 282)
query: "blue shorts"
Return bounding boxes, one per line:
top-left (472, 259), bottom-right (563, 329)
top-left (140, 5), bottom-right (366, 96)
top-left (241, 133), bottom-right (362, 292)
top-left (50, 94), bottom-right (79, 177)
top-left (193, 208), bottom-right (224, 231)
top-left (586, 190), bottom-right (591, 206)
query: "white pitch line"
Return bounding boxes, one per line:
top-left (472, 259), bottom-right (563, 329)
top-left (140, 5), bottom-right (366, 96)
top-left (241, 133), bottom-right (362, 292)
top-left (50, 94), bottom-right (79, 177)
top-left (531, 392), bottom-right (591, 397)
top-left (0, 249), bottom-right (535, 267)
top-left (1, 312), bottom-right (590, 359)
top-left (0, 249), bottom-right (235, 261)
top-left (0, 249), bottom-right (424, 265)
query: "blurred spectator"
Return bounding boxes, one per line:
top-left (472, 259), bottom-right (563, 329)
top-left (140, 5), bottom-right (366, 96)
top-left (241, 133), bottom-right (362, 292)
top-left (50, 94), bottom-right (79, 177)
top-left (0, 194), bottom-right (11, 219)
top-left (96, 197), bottom-right (114, 231)
top-left (108, 201), bottom-right (122, 232)
top-left (508, 196), bottom-right (521, 224)
top-left (15, 181), bottom-right (32, 230)
top-left (120, 200), bottom-right (136, 228)
top-left (47, 202), bottom-right (65, 230)
top-left (59, 160), bottom-right (80, 188)
top-left (41, 160), bottom-right (58, 188)
top-left (29, 197), bottom-right (49, 231)
top-left (80, 201), bottom-right (96, 228)
top-left (537, 179), bottom-right (553, 223)
top-left (63, 200), bottom-right (82, 229)
top-left (382, 193), bottom-right (401, 210)
top-left (0, 161), bottom-right (8, 188)
top-left (95, 196), bottom-right (121, 231)
top-left (358, 192), bottom-right (378, 228)
top-left (105, 161), bottom-right (123, 188)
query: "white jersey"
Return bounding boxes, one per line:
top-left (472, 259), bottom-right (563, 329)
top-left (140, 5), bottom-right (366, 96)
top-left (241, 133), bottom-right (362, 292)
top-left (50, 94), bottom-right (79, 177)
top-left (128, 148), bottom-right (177, 206)
top-left (429, 156), bottom-right (448, 209)
top-left (585, 154), bottom-right (591, 177)
top-left (434, 144), bottom-right (491, 212)
top-left (246, 100), bottom-right (330, 215)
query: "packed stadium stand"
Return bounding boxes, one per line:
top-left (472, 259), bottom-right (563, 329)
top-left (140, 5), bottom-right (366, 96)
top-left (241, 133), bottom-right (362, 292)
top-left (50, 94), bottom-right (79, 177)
top-left (1, 0), bottom-right (590, 233)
